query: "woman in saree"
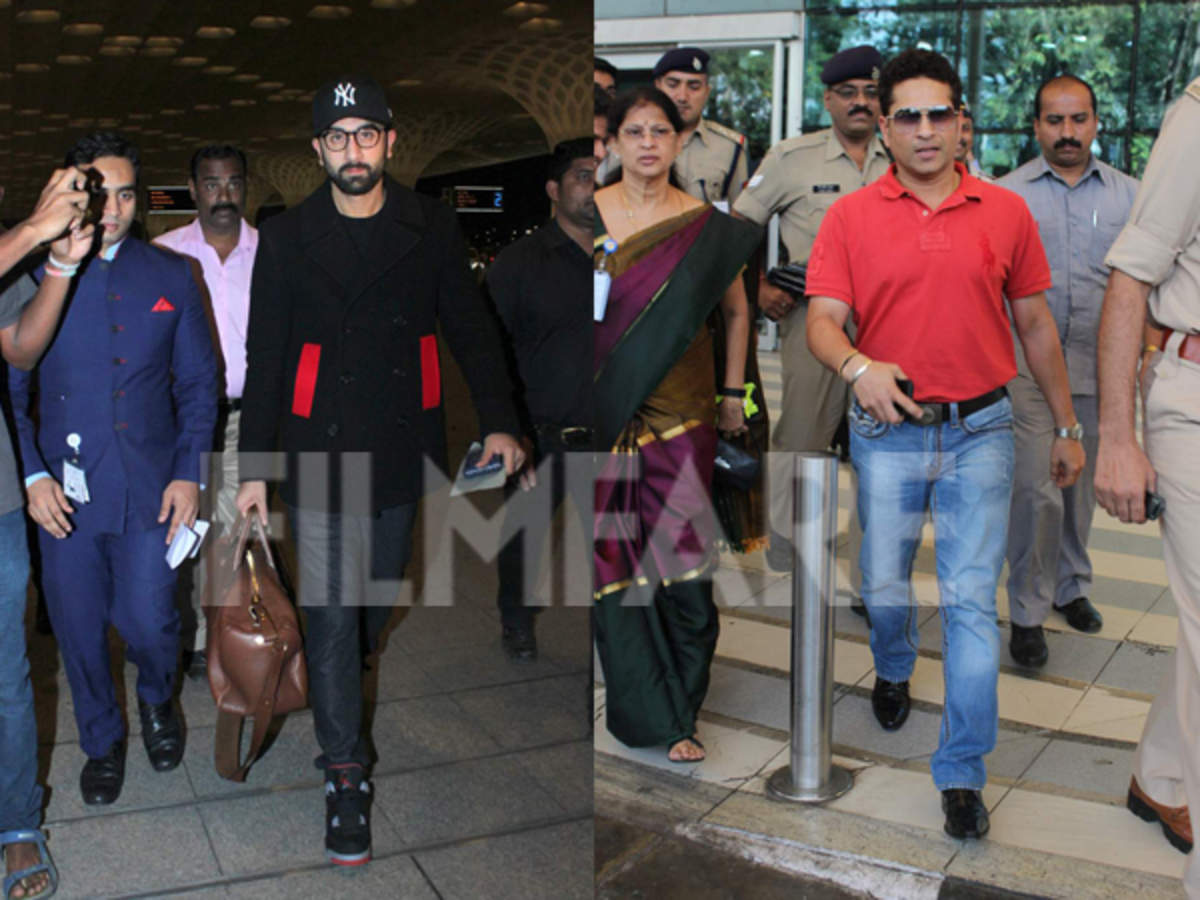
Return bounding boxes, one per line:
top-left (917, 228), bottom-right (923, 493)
top-left (594, 88), bottom-right (761, 762)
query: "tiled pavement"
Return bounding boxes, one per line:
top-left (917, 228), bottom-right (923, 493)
top-left (595, 351), bottom-right (1188, 898)
top-left (27, 523), bottom-right (593, 899)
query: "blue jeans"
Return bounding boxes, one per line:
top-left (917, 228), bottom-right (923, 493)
top-left (0, 507), bottom-right (40, 831)
top-left (849, 395), bottom-right (1014, 791)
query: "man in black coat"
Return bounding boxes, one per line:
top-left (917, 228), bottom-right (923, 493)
top-left (236, 75), bottom-right (524, 867)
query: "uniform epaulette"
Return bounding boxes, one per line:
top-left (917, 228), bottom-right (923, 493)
top-left (704, 119), bottom-right (746, 146)
top-left (774, 130), bottom-right (829, 156)
top-left (1187, 78), bottom-right (1200, 103)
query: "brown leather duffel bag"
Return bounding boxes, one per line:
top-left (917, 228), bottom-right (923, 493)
top-left (206, 516), bottom-right (307, 782)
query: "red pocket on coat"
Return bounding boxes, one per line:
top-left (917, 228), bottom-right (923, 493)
top-left (292, 343), bottom-right (321, 418)
top-left (420, 334), bottom-right (441, 410)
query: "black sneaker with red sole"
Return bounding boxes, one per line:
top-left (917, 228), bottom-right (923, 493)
top-left (324, 764), bottom-right (372, 866)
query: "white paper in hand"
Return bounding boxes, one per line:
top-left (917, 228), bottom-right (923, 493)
top-left (165, 523), bottom-right (198, 569)
top-left (188, 520), bottom-right (210, 558)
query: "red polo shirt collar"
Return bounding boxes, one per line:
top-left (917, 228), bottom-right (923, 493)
top-left (878, 161), bottom-right (984, 210)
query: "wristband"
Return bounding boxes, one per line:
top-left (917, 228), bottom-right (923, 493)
top-left (1143, 344), bottom-right (1160, 354)
top-left (47, 252), bottom-right (77, 271)
top-left (718, 387), bottom-right (743, 399)
top-left (848, 360), bottom-right (872, 385)
top-left (42, 266), bottom-right (74, 279)
top-left (837, 350), bottom-right (860, 377)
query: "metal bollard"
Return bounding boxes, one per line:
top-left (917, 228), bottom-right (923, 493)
top-left (767, 451), bottom-right (854, 803)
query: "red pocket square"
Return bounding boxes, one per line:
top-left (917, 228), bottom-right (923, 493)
top-left (151, 297), bottom-right (175, 312)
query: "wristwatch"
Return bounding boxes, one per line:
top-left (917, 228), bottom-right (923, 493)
top-left (1055, 422), bottom-right (1084, 441)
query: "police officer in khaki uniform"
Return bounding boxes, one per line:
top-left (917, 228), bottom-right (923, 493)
top-left (1096, 78), bottom-right (1200, 878)
top-left (733, 45), bottom-right (890, 567)
top-left (653, 47), bottom-right (749, 210)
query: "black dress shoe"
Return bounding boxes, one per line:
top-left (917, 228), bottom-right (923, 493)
top-left (502, 624), bottom-right (537, 662)
top-left (80, 739), bottom-right (126, 805)
top-left (871, 677), bottom-right (910, 731)
top-left (1055, 597), bottom-right (1103, 633)
top-left (138, 698), bottom-right (184, 771)
top-left (942, 789), bottom-right (990, 839)
top-left (1009, 623), bottom-right (1048, 668)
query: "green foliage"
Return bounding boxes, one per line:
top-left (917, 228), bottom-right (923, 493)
top-left (688, 2), bottom-right (1199, 176)
top-left (706, 48), bottom-right (776, 163)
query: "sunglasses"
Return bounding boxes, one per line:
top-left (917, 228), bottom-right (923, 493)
top-left (886, 105), bottom-right (959, 131)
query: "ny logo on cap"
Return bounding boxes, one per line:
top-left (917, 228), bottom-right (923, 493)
top-left (333, 82), bottom-right (357, 107)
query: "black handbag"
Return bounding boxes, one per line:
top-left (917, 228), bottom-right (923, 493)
top-left (714, 436), bottom-right (760, 492)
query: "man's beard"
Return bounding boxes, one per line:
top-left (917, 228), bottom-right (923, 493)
top-left (328, 161), bottom-right (384, 195)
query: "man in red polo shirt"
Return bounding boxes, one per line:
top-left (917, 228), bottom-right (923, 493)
top-left (806, 49), bottom-right (1085, 840)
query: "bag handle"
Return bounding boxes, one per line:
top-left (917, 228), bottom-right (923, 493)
top-left (213, 641), bottom-right (288, 782)
top-left (231, 514), bottom-right (277, 574)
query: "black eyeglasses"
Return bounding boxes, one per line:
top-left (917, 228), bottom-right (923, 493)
top-left (319, 124), bottom-right (384, 151)
top-left (886, 106), bottom-right (959, 131)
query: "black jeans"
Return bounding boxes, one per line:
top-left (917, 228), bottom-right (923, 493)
top-left (496, 428), bottom-right (592, 628)
top-left (288, 502), bottom-right (416, 768)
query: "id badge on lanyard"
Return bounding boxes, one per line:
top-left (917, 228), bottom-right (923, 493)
top-left (594, 238), bottom-right (617, 322)
top-left (62, 433), bottom-right (90, 504)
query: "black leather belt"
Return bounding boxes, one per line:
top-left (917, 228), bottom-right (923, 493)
top-left (910, 387), bottom-right (1006, 426)
top-left (535, 423), bottom-right (593, 449)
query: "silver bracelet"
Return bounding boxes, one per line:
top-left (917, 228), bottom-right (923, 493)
top-left (47, 252), bottom-right (78, 273)
top-left (848, 359), bottom-right (872, 385)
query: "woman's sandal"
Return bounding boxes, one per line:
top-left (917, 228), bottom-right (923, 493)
top-left (667, 736), bottom-right (706, 763)
top-left (1, 829), bottom-right (58, 900)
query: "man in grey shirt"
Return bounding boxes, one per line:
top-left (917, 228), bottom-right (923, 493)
top-left (998, 75), bottom-right (1138, 667)
top-left (0, 168), bottom-right (94, 900)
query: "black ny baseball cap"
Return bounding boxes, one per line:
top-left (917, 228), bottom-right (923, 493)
top-left (312, 75), bottom-right (393, 135)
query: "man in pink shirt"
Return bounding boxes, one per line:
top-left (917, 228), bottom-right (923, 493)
top-left (155, 145), bottom-right (256, 678)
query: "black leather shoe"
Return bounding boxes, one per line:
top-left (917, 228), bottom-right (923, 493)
top-left (138, 698), bottom-right (184, 771)
top-left (1056, 597), bottom-right (1103, 633)
top-left (1009, 623), bottom-right (1048, 668)
top-left (942, 789), bottom-right (989, 839)
top-left (871, 678), bottom-right (910, 731)
top-left (502, 624), bottom-right (537, 662)
top-left (80, 739), bottom-right (126, 805)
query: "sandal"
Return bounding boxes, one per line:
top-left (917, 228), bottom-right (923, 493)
top-left (2, 830), bottom-right (57, 900)
top-left (667, 736), bottom-right (706, 763)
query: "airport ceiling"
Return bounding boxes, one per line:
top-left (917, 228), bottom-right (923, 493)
top-left (0, 0), bottom-right (590, 213)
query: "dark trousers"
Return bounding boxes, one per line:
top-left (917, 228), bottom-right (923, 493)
top-left (40, 520), bottom-right (179, 759)
top-left (496, 431), bottom-right (592, 628)
top-left (288, 502), bottom-right (416, 769)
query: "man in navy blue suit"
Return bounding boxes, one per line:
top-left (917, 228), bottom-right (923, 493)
top-left (6, 132), bottom-right (218, 806)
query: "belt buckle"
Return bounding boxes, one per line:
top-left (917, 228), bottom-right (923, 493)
top-left (915, 404), bottom-right (940, 426)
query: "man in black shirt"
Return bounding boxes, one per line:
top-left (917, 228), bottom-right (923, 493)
top-left (488, 138), bottom-right (594, 660)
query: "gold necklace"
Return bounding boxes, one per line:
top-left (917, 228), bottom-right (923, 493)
top-left (620, 185), bottom-right (677, 220)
